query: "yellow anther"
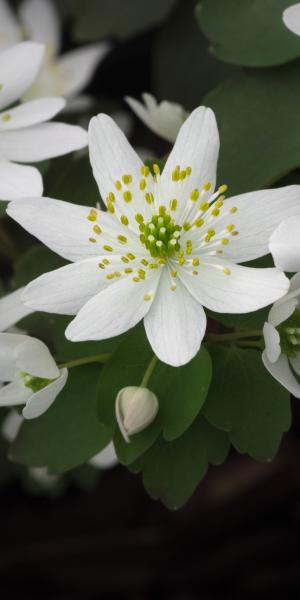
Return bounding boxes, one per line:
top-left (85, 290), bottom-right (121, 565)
top-left (159, 205), bottom-right (166, 215)
top-left (226, 224), bottom-right (235, 232)
top-left (223, 267), bottom-right (231, 275)
top-left (192, 271), bottom-right (199, 276)
top-left (195, 217), bottom-right (204, 228)
top-left (149, 263), bottom-right (158, 269)
top-left (93, 224), bottom-right (102, 234)
top-left (145, 192), bottom-right (154, 204)
top-left (170, 198), bottom-right (178, 211)
top-left (127, 253), bottom-right (136, 260)
top-left (87, 209), bottom-right (97, 222)
top-left (133, 277), bottom-right (140, 282)
top-left (186, 240), bottom-right (193, 255)
top-left (124, 268), bottom-right (133, 274)
top-left (89, 237), bottom-right (97, 243)
top-left (218, 195), bottom-right (225, 203)
top-left (103, 244), bottom-right (113, 252)
top-left (186, 166), bottom-right (192, 176)
top-left (2, 113), bottom-right (11, 122)
top-left (179, 169), bottom-right (187, 180)
top-left (183, 222), bottom-right (191, 231)
top-left (121, 256), bottom-right (130, 263)
top-left (114, 271), bottom-right (122, 278)
top-left (103, 258), bottom-right (110, 265)
top-left (158, 258), bottom-right (166, 265)
top-left (221, 238), bottom-right (229, 246)
top-left (178, 257), bottom-right (186, 266)
top-left (120, 215), bottom-right (129, 226)
top-left (190, 189), bottom-right (199, 202)
top-left (153, 163), bottom-right (160, 175)
top-left (144, 294), bottom-right (152, 302)
top-left (230, 206), bottom-right (237, 214)
top-left (172, 166), bottom-right (180, 182)
top-left (231, 230), bottom-right (239, 236)
top-left (215, 199), bottom-right (224, 208)
top-left (171, 270), bottom-right (177, 277)
top-left (98, 263), bottom-right (105, 269)
top-left (140, 178), bottom-right (146, 190)
top-left (106, 273), bottom-right (115, 280)
top-left (203, 182), bottom-right (212, 191)
top-left (135, 213), bottom-right (144, 224)
top-left (200, 201), bottom-right (209, 211)
top-left (207, 228), bottom-right (215, 237)
top-left (218, 184), bottom-right (228, 194)
top-left (138, 269), bottom-right (146, 279)
top-left (108, 192), bottom-right (115, 202)
top-left (141, 165), bottom-right (150, 177)
top-left (192, 257), bottom-right (200, 266)
top-left (115, 180), bottom-right (122, 190)
top-left (122, 174), bottom-right (132, 184)
top-left (123, 191), bottom-right (132, 203)
top-left (170, 284), bottom-right (177, 291)
top-left (141, 258), bottom-right (148, 266)
top-left (107, 201), bottom-right (115, 214)
top-left (211, 207), bottom-right (220, 217)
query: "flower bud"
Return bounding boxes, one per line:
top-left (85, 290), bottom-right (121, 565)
top-left (115, 386), bottom-right (159, 443)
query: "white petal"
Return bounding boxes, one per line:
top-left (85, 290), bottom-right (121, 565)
top-left (1, 410), bottom-right (24, 442)
top-left (290, 354), bottom-right (300, 376)
top-left (7, 197), bottom-right (139, 262)
top-left (66, 270), bottom-right (161, 342)
top-left (0, 122), bottom-right (87, 162)
top-left (0, 381), bottom-right (29, 406)
top-left (0, 159), bottom-right (42, 201)
top-left (268, 297), bottom-right (298, 327)
top-left (262, 351), bottom-right (300, 398)
top-left (125, 93), bottom-right (188, 143)
top-left (283, 3), bottom-right (300, 35)
top-left (0, 42), bottom-right (44, 110)
top-left (160, 106), bottom-right (219, 210)
top-left (0, 0), bottom-right (22, 48)
top-left (57, 43), bottom-right (111, 98)
top-left (0, 97), bottom-right (65, 131)
top-left (89, 442), bottom-right (118, 470)
top-left (19, 0), bottom-right (61, 55)
top-left (178, 260), bottom-right (289, 313)
top-left (23, 368), bottom-right (68, 419)
top-left (22, 256), bottom-right (122, 315)
top-left (263, 322), bottom-right (281, 363)
top-left (269, 216), bottom-right (300, 272)
top-left (0, 332), bottom-right (30, 380)
top-left (144, 269), bottom-right (206, 366)
top-left (15, 338), bottom-right (59, 378)
top-left (218, 186), bottom-right (300, 263)
top-left (289, 272), bottom-right (300, 292)
top-left (0, 287), bottom-right (33, 331)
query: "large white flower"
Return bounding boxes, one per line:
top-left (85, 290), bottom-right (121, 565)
top-left (283, 3), bottom-right (300, 35)
top-left (269, 215), bottom-right (300, 273)
top-left (263, 273), bottom-right (300, 397)
top-left (7, 107), bottom-right (300, 367)
top-left (0, 41), bottom-right (87, 201)
top-left (0, 0), bottom-right (110, 111)
top-left (125, 93), bottom-right (188, 143)
top-left (0, 333), bottom-right (68, 418)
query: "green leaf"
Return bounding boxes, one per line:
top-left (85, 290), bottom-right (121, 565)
top-left (72, 0), bottom-right (177, 42)
top-left (153, 0), bottom-right (237, 109)
top-left (113, 417), bottom-right (162, 466)
top-left (208, 307), bottom-right (268, 331)
top-left (10, 365), bottom-right (112, 474)
top-left (205, 62), bottom-right (300, 194)
top-left (44, 155), bottom-right (100, 207)
top-left (196, 0), bottom-right (300, 67)
top-left (203, 346), bottom-right (291, 461)
top-left (14, 244), bottom-right (66, 288)
top-left (131, 417), bottom-right (230, 509)
top-left (151, 346), bottom-right (212, 441)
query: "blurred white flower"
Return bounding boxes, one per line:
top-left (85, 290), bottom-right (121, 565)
top-left (89, 441), bottom-right (118, 469)
top-left (269, 215), bottom-right (300, 273)
top-left (0, 333), bottom-right (68, 418)
top-left (0, 41), bottom-right (87, 201)
top-left (0, 0), bottom-right (110, 111)
top-left (283, 3), bottom-right (300, 35)
top-left (263, 272), bottom-right (300, 397)
top-left (125, 92), bottom-right (189, 143)
top-left (115, 386), bottom-right (159, 442)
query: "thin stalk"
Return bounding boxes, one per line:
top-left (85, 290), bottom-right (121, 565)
top-left (206, 329), bottom-right (262, 343)
top-left (140, 355), bottom-right (158, 388)
top-left (58, 353), bottom-right (111, 369)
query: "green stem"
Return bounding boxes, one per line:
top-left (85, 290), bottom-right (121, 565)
top-left (236, 340), bottom-right (264, 350)
top-left (58, 353), bottom-right (111, 369)
top-left (140, 355), bottom-right (158, 388)
top-left (206, 329), bottom-right (262, 343)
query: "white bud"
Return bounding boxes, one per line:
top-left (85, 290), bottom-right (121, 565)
top-left (115, 386), bottom-right (159, 443)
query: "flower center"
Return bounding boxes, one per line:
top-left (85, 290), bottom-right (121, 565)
top-left (137, 206), bottom-right (181, 258)
top-left (277, 309), bottom-right (300, 357)
top-left (21, 372), bottom-right (54, 393)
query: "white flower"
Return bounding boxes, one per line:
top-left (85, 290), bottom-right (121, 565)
top-left (89, 442), bottom-right (118, 469)
top-left (0, 41), bottom-right (87, 201)
top-left (7, 107), bottom-right (300, 366)
top-left (283, 3), bottom-right (300, 35)
top-left (0, 287), bottom-right (33, 332)
top-left (0, 333), bottom-right (68, 418)
top-left (115, 386), bottom-right (159, 442)
top-left (269, 215), bottom-right (300, 273)
top-left (125, 93), bottom-right (188, 143)
top-left (263, 272), bottom-right (300, 397)
top-left (0, 0), bottom-right (110, 111)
